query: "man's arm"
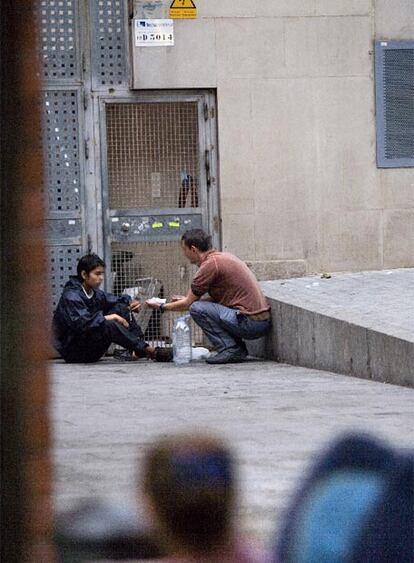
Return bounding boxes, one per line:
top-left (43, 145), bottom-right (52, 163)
top-left (147, 289), bottom-right (199, 312)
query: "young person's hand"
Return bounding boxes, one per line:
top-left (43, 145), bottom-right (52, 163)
top-left (171, 295), bottom-right (185, 302)
top-left (104, 313), bottom-right (129, 328)
top-left (129, 299), bottom-right (141, 312)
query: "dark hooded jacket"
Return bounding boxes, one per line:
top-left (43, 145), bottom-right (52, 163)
top-left (53, 276), bottom-right (131, 355)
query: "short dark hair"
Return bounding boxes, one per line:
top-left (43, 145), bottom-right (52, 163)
top-left (143, 433), bottom-right (235, 557)
top-left (76, 253), bottom-right (105, 280)
top-left (181, 229), bottom-right (212, 252)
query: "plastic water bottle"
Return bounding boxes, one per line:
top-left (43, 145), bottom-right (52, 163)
top-left (173, 314), bottom-right (192, 366)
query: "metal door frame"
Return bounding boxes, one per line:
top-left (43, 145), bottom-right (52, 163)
top-left (98, 89), bottom-right (220, 292)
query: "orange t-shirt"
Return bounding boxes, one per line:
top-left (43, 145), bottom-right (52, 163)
top-left (191, 250), bottom-right (270, 316)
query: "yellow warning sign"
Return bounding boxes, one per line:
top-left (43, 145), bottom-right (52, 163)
top-left (169, 0), bottom-right (197, 19)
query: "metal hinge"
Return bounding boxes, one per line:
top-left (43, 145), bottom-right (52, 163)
top-left (205, 149), bottom-right (211, 190)
top-left (213, 215), bottom-right (221, 233)
top-left (128, 0), bottom-right (134, 20)
top-left (204, 103), bottom-right (215, 120)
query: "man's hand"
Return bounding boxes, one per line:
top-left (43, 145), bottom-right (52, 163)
top-left (146, 290), bottom-right (199, 312)
top-left (145, 297), bottom-right (166, 310)
top-left (104, 313), bottom-right (129, 328)
top-left (129, 299), bottom-right (141, 312)
top-left (171, 295), bottom-right (185, 302)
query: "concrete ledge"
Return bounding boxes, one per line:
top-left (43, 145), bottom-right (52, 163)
top-left (247, 271), bottom-right (414, 388)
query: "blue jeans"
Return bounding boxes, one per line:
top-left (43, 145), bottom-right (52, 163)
top-left (189, 301), bottom-right (271, 353)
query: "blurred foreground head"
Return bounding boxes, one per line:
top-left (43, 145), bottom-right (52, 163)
top-left (275, 433), bottom-right (414, 563)
top-left (142, 433), bottom-right (235, 558)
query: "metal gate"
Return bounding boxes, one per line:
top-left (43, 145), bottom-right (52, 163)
top-left (101, 91), bottom-right (218, 346)
top-left (37, 1), bottom-right (220, 348)
top-left (38, 0), bottom-right (132, 309)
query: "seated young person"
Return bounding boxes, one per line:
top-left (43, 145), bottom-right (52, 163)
top-left (53, 253), bottom-right (156, 363)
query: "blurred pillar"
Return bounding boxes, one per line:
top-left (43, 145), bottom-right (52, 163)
top-left (0, 1), bottom-right (54, 562)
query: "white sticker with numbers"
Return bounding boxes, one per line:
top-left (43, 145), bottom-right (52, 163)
top-left (135, 19), bottom-right (174, 47)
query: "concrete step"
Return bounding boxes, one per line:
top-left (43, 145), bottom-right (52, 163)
top-left (248, 268), bottom-right (414, 388)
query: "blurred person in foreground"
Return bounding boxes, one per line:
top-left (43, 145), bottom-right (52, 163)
top-left (141, 432), bottom-right (269, 562)
top-left (274, 432), bottom-right (413, 563)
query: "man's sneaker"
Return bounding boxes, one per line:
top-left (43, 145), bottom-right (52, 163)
top-left (206, 347), bottom-right (247, 365)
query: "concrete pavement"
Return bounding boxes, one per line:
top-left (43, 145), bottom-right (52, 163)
top-left (52, 358), bottom-right (414, 547)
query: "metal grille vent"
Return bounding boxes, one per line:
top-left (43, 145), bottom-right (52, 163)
top-left (44, 90), bottom-right (81, 212)
top-left (90, 0), bottom-right (128, 87)
top-left (49, 246), bottom-right (82, 308)
top-left (111, 241), bottom-right (203, 346)
top-left (383, 49), bottom-right (414, 159)
top-left (375, 41), bottom-right (414, 167)
top-left (106, 102), bottom-right (200, 209)
top-left (39, 0), bottom-right (79, 80)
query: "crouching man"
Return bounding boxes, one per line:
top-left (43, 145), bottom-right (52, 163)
top-left (147, 229), bottom-right (271, 364)
top-left (53, 253), bottom-right (156, 363)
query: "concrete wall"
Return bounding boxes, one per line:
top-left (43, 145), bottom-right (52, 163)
top-left (132, 0), bottom-right (414, 276)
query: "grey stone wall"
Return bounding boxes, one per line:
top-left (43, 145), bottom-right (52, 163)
top-left (132, 0), bottom-right (414, 275)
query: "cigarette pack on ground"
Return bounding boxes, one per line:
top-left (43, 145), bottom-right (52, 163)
top-left (146, 297), bottom-right (167, 306)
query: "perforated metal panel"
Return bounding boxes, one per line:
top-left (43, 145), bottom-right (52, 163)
top-left (375, 41), bottom-right (414, 167)
top-left (49, 246), bottom-right (83, 308)
top-left (38, 0), bottom-right (80, 80)
top-left (106, 102), bottom-right (200, 209)
top-left (111, 241), bottom-right (203, 346)
top-left (43, 90), bottom-right (82, 213)
top-left (90, 0), bottom-right (129, 88)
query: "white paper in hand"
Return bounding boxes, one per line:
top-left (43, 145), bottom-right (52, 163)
top-left (146, 297), bottom-right (167, 306)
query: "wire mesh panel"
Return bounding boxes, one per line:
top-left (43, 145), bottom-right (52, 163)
top-left (38, 0), bottom-right (80, 81)
top-left (106, 102), bottom-right (200, 209)
top-left (90, 0), bottom-right (129, 88)
top-left (43, 90), bottom-right (82, 213)
top-left (111, 241), bottom-right (204, 347)
top-left (49, 246), bottom-right (83, 309)
top-left (105, 98), bottom-right (209, 348)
